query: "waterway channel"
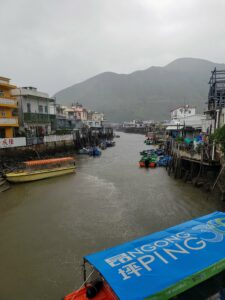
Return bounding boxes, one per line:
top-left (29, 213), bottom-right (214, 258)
top-left (0, 132), bottom-right (224, 300)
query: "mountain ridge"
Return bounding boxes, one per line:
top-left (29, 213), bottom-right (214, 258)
top-left (54, 58), bottom-right (225, 121)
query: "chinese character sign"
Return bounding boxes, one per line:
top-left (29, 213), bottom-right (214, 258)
top-left (85, 212), bottom-right (225, 300)
top-left (0, 138), bottom-right (26, 148)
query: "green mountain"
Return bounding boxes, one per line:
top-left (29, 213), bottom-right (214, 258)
top-left (54, 58), bottom-right (225, 121)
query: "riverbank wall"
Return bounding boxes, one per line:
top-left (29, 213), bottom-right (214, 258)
top-left (0, 128), bottom-right (113, 166)
top-left (118, 127), bottom-right (148, 134)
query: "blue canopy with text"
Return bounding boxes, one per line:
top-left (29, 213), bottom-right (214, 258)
top-left (85, 211), bottom-right (225, 300)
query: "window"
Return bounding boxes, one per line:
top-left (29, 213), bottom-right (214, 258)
top-left (38, 105), bottom-right (43, 113)
top-left (0, 111), bottom-right (6, 117)
top-left (27, 103), bottom-right (31, 113)
top-left (45, 106), bottom-right (48, 113)
top-left (0, 90), bottom-right (4, 97)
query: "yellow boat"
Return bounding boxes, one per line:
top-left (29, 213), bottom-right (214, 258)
top-left (6, 157), bottom-right (76, 183)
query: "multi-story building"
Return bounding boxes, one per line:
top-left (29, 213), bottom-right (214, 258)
top-left (71, 103), bottom-right (87, 121)
top-left (171, 105), bottom-right (196, 120)
top-left (88, 111), bottom-right (104, 122)
top-left (0, 77), bottom-right (19, 138)
top-left (166, 105), bottom-right (206, 137)
top-left (83, 120), bottom-right (102, 128)
top-left (11, 87), bottom-right (56, 136)
top-left (86, 110), bottom-right (105, 128)
top-left (55, 105), bottom-right (77, 131)
top-left (122, 120), bottom-right (145, 128)
top-left (203, 68), bottom-right (225, 134)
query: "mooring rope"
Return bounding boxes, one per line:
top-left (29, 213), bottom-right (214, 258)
top-left (71, 269), bottom-right (95, 300)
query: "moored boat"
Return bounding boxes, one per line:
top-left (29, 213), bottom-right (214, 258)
top-left (78, 148), bottom-right (90, 155)
top-left (99, 142), bottom-right (107, 150)
top-left (89, 147), bottom-right (102, 157)
top-left (106, 140), bottom-right (115, 147)
top-left (144, 139), bottom-right (153, 145)
top-left (5, 157), bottom-right (75, 183)
top-left (139, 154), bottom-right (151, 168)
top-left (63, 211), bottom-right (225, 300)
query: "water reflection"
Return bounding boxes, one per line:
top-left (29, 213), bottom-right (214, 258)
top-left (0, 132), bottom-right (224, 299)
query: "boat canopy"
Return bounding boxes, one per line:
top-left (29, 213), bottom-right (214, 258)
top-left (85, 211), bottom-right (225, 300)
top-left (24, 157), bottom-right (74, 166)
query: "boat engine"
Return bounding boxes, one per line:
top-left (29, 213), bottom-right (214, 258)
top-left (86, 280), bottom-right (103, 298)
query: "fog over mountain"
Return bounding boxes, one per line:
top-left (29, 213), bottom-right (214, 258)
top-left (54, 58), bottom-right (225, 122)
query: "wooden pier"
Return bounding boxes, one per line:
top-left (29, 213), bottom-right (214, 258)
top-left (167, 140), bottom-right (221, 193)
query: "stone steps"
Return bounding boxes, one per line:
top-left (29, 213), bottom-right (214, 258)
top-left (0, 175), bottom-right (10, 192)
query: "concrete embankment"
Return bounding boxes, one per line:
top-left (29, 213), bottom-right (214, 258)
top-left (0, 128), bottom-right (113, 170)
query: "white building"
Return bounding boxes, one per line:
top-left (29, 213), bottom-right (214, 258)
top-left (83, 120), bottom-right (102, 128)
top-left (11, 87), bottom-right (56, 136)
top-left (71, 103), bottom-right (88, 121)
top-left (123, 120), bottom-right (145, 128)
top-left (171, 105), bottom-right (196, 120)
top-left (92, 112), bottom-right (104, 122)
top-left (166, 105), bottom-right (206, 135)
top-left (86, 110), bottom-right (105, 128)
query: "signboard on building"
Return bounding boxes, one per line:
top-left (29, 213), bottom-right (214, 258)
top-left (0, 137), bottom-right (26, 148)
top-left (0, 118), bottom-right (18, 125)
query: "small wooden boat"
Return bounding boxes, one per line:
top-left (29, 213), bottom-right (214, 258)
top-left (106, 140), bottom-right (115, 147)
top-left (139, 161), bottom-right (145, 168)
top-left (140, 149), bottom-right (155, 156)
top-left (139, 156), bottom-right (150, 168)
top-left (144, 139), bottom-right (153, 145)
top-left (5, 157), bottom-right (75, 183)
top-left (63, 211), bottom-right (225, 300)
top-left (99, 142), bottom-right (107, 150)
top-left (78, 148), bottom-right (90, 155)
top-left (149, 162), bottom-right (156, 168)
top-left (89, 147), bottom-right (102, 157)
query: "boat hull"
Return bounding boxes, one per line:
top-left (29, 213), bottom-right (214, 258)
top-left (6, 166), bottom-right (75, 183)
top-left (64, 284), bottom-right (117, 300)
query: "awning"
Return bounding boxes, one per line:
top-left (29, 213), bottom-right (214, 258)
top-left (166, 125), bottom-right (184, 131)
top-left (24, 157), bottom-right (74, 166)
top-left (85, 212), bottom-right (225, 300)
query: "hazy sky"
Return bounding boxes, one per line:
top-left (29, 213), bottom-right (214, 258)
top-left (1, 0), bottom-right (225, 95)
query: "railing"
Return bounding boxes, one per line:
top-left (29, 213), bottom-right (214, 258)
top-left (0, 117), bottom-right (18, 126)
top-left (24, 113), bottom-right (51, 123)
top-left (0, 97), bottom-right (17, 107)
top-left (171, 141), bottom-right (217, 162)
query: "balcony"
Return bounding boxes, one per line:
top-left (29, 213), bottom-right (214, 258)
top-left (0, 97), bottom-right (17, 108)
top-left (0, 117), bottom-right (18, 126)
top-left (24, 113), bottom-right (51, 123)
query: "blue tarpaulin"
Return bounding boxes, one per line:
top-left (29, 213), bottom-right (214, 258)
top-left (85, 212), bottom-right (225, 300)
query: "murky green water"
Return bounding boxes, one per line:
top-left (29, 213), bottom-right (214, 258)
top-left (0, 132), bottom-right (224, 300)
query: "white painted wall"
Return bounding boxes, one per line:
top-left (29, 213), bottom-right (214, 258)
top-left (202, 118), bottom-right (215, 134)
top-left (219, 108), bottom-right (225, 129)
top-left (178, 114), bottom-right (206, 128)
top-left (44, 134), bottom-right (73, 143)
top-left (92, 112), bottom-right (104, 122)
top-left (0, 137), bottom-right (26, 148)
top-left (83, 120), bottom-right (102, 128)
top-left (11, 87), bottom-right (55, 114)
top-left (171, 106), bottom-right (196, 119)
